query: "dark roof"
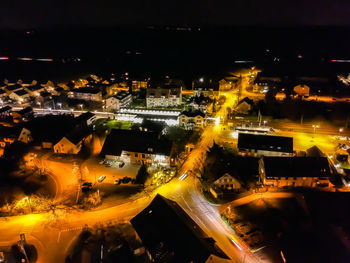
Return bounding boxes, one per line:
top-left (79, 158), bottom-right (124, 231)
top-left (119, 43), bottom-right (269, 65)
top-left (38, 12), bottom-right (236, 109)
top-left (75, 112), bottom-right (95, 123)
top-left (6, 84), bottom-right (22, 91)
top-left (237, 97), bottom-right (254, 106)
top-left (115, 91), bottom-right (131, 100)
top-left (263, 157), bottom-right (332, 178)
top-left (14, 89), bottom-right (28, 96)
top-left (0, 125), bottom-right (20, 138)
top-left (238, 133), bottom-right (293, 153)
top-left (0, 106), bottom-right (11, 113)
top-left (101, 129), bottom-right (172, 157)
top-left (306, 145), bottom-right (325, 157)
top-left (65, 126), bottom-right (92, 144)
top-left (23, 115), bottom-right (76, 144)
top-left (16, 107), bottom-right (33, 115)
top-left (40, 91), bottom-right (51, 98)
top-left (0, 89), bottom-right (6, 95)
top-left (180, 110), bottom-right (205, 118)
top-left (72, 87), bottom-right (101, 94)
top-left (26, 84), bottom-right (43, 91)
top-left (131, 194), bottom-right (229, 263)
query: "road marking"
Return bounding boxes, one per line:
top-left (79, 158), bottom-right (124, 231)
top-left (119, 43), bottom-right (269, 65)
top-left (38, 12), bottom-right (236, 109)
top-left (57, 227), bottom-right (83, 243)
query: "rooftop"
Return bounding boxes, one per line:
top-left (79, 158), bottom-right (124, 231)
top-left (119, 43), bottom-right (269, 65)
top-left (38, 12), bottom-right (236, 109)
top-left (238, 133), bottom-right (293, 153)
top-left (101, 129), bottom-right (172, 157)
top-left (130, 194), bottom-right (229, 263)
top-left (72, 87), bottom-right (101, 94)
top-left (180, 110), bottom-right (205, 118)
top-left (262, 157), bottom-right (332, 178)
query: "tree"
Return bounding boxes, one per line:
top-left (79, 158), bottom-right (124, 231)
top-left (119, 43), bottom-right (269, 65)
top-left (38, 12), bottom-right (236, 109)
top-left (135, 164), bottom-right (149, 185)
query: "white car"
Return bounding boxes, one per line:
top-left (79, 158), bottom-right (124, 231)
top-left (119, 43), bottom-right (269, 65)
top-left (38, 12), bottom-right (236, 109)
top-left (97, 175), bottom-right (106, 183)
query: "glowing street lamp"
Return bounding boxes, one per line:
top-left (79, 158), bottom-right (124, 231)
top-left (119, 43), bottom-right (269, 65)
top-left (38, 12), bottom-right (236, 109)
top-left (339, 127), bottom-right (344, 137)
top-left (199, 78), bottom-right (204, 83)
top-left (312, 124), bottom-right (319, 133)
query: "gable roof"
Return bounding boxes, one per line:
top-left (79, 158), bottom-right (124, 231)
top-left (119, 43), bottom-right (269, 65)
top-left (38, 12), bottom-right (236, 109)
top-left (65, 126), bottom-right (92, 144)
top-left (238, 133), bottom-right (293, 153)
top-left (130, 194), bottom-right (229, 263)
top-left (6, 84), bottom-right (22, 91)
top-left (101, 129), bottom-right (172, 157)
top-left (75, 112), bottom-right (95, 124)
top-left (237, 97), bottom-right (254, 106)
top-left (14, 89), bottom-right (28, 96)
top-left (16, 107), bottom-right (33, 115)
top-left (262, 157), bottom-right (332, 178)
top-left (306, 145), bottom-right (325, 157)
top-left (0, 106), bottom-right (11, 114)
top-left (72, 87), bottom-right (101, 94)
top-left (180, 110), bottom-right (205, 118)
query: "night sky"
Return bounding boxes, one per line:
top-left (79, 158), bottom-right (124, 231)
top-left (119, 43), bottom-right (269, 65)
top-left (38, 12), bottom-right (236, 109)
top-left (1, 0), bottom-right (350, 29)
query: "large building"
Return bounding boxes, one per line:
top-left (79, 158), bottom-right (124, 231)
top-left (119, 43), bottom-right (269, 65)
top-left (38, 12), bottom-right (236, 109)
top-left (146, 80), bottom-right (182, 108)
top-left (131, 194), bottom-right (229, 263)
top-left (101, 129), bottom-right (173, 166)
top-left (238, 133), bottom-right (293, 157)
top-left (259, 157), bottom-right (333, 188)
top-left (68, 88), bottom-right (102, 101)
top-left (105, 91), bottom-right (132, 111)
top-left (179, 110), bottom-right (205, 130)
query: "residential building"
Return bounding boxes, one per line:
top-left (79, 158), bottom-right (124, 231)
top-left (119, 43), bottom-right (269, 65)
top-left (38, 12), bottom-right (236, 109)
top-left (11, 107), bottom-right (34, 123)
top-left (179, 110), bottom-right (205, 130)
top-left (188, 95), bottom-right (212, 113)
top-left (131, 80), bottom-right (147, 92)
top-left (75, 112), bottom-right (96, 127)
top-left (24, 84), bottom-right (45, 97)
top-left (0, 106), bottom-right (12, 118)
top-left (101, 129), bottom-right (173, 166)
top-left (306, 145), bottom-right (325, 157)
top-left (235, 97), bottom-right (254, 115)
top-left (293, 84), bottom-right (310, 97)
top-left (193, 86), bottom-right (212, 97)
top-left (53, 127), bottom-right (92, 154)
top-left (259, 157), bottom-right (333, 188)
top-left (9, 89), bottom-right (30, 102)
top-left (209, 173), bottom-right (243, 198)
top-left (219, 78), bottom-right (235, 92)
top-left (0, 125), bottom-right (20, 156)
top-left (105, 91), bottom-right (132, 111)
top-left (0, 89), bottom-right (7, 102)
top-left (18, 128), bottom-right (33, 144)
top-left (238, 133), bottom-right (293, 157)
top-left (130, 194), bottom-right (229, 263)
top-left (146, 87), bottom-right (182, 108)
top-left (68, 88), bottom-right (102, 101)
top-left (4, 84), bottom-right (22, 95)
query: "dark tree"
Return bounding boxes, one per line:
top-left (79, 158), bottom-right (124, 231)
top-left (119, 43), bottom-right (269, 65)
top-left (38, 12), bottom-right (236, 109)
top-left (135, 164), bottom-right (149, 185)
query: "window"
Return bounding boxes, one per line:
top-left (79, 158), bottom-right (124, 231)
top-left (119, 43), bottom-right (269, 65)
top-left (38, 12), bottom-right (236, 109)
top-left (142, 154), bottom-right (145, 158)
top-left (135, 153), bottom-right (138, 157)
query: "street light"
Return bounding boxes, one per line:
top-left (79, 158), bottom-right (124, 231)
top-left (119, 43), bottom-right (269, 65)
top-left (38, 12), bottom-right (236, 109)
top-left (339, 127), bottom-right (344, 137)
top-left (312, 124), bottom-right (319, 133)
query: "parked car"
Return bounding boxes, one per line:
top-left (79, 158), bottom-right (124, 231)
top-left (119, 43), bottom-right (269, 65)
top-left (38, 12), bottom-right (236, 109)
top-left (98, 175), bottom-right (106, 183)
top-left (119, 162), bottom-right (125, 168)
top-left (81, 182), bottom-right (93, 192)
top-left (114, 179), bottom-right (122, 185)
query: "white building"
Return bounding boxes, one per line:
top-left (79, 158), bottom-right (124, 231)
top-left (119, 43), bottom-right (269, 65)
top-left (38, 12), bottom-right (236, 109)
top-left (146, 87), bottom-right (182, 108)
top-left (105, 91), bottom-right (132, 111)
top-left (68, 88), bottom-right (102, 101)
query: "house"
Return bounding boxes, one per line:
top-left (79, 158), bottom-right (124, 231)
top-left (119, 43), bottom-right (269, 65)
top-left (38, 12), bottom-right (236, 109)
top-left (4, 84), bottom-right (22, 95)
top-left (0, 106), bottom-right (12, 118)
top-left (234, 97), bottom-right (254, 115)
top-left (9, 89), bottom-right (30, 103)
top-left (188, 95), bottom-right (212, 113)
top-left (17, 128), bottom-right (33, 144)
top-left (22, 114), bottom-right (76, 149)
top-left (74, 112), bottom-right (96, 126)
top-left (259, 157), bottom-right (333, 188)
top-left (146, 79), bottom-right (182, 108)
top-left (131, 80), bottom-right (147, 92)
top-left (11, 107), bottom-right (34, 123)
top-left (0, 89), bottom-right (7, 102)
top-left (105, 91), bottom-right (132, 111)
top-left (293, 84), bottom-right (310, 97)
top-left (101, 129), bottom-right (173, 166)
top-left (53, 126), bottom-right (92, 154)
top-left (24, 84), bottom-right (45, 97)
top-left (193, 86), bottom-right (213, 97)
top-left (306, 145), bottom-right (325, 157)
top-left (179, 110), bottom-right (205, 130)
top-left (238, 133), bottom-right (293, 157)
top-left (130, 194), bottom-right (229, 263)
top-left (68, 88), bottom-right (102, 101)
top-left (210, 173), bottom-right (242, 198)
top-left (0, 125), bottom-right (20, 156)
top-left (219, 78), bottom-right (235, 92)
